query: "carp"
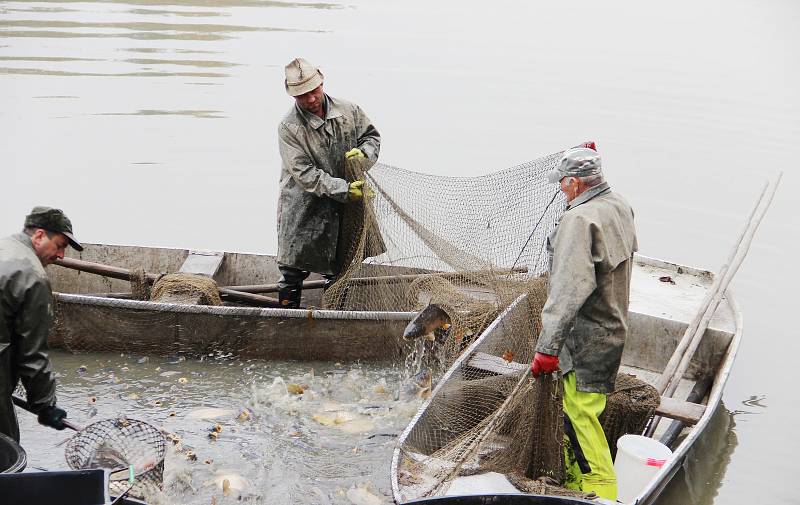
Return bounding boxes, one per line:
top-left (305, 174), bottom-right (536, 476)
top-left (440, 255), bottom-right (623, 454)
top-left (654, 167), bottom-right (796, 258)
top-left (402, 304), bottom-right (451, 341)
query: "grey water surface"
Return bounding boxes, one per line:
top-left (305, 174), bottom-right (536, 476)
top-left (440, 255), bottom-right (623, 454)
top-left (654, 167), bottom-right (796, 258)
top-left (2, 0), bottom-right (798, 504)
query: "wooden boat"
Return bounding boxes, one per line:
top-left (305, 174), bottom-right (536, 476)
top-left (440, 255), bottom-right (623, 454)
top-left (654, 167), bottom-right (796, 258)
top-left (47, 243), bottom-right (422, 361)
top-left (391, 255), bottom-right (741, 505)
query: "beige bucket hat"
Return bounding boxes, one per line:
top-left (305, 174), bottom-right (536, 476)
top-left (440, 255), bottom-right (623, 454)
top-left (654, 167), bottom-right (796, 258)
top-left (284, 58), bottom-right (324, 97)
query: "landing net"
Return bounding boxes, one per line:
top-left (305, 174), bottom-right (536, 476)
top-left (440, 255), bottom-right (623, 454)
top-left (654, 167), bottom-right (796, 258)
top-left (65, 417), bottom-right (166, 500)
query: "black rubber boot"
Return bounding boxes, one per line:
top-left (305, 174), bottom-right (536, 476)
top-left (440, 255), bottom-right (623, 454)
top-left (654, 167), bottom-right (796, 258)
top-left (278, 287), bottom-right (302, 309)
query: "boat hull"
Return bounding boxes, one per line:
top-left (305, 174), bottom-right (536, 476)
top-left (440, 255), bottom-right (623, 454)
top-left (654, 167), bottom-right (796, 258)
top-left (51, 294), bottom-right (415, 361)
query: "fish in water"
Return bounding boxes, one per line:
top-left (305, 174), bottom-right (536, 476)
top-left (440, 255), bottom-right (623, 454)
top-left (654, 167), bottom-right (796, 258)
top-left (398, 368), bottom-right (433, 401)
top-left (186, 407), bottom-right (236, 420)
top-left (402, 304), bottom-right (451, 341)
top-left (205, 470), bottom-right (248, 494)
top-left (88, 441), bottom-right (128, 470)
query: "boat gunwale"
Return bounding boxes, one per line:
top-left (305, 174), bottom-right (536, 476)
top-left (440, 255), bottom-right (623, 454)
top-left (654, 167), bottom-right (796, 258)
top-left (54, 292), bottom-right (417, 321)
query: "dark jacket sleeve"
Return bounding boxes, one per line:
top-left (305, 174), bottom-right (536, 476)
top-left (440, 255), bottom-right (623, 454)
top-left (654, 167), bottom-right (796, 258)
top-left (14, 277), bottom-right (57, 413)
top-left (278, 123), bottom-right (350, 203)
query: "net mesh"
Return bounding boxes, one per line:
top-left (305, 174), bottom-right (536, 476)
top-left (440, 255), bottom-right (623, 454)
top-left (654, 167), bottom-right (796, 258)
top-left (52, 154), bottom-right (566, 362)
top-left (64, 417), bottom-right (166, 499)
top-left (317, 155), bottom-right (575, 498)
top-left (51, 151), bottom-right (623, 499)
top-left (394, 292), bottom-right (579, 501)
top-left (37, 148), bottom-right (667, 501)
top-left (600, 373), bottom-right (661, 459)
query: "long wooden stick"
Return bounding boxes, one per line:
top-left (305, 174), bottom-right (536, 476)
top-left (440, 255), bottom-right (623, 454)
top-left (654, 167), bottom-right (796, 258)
top-left (665, 173), bottom-right (782, 397)
top-left (223, 267), bottom-right (528, 294)
top-left (54, 257), bottom-right (281, 307)
top-left (653, 181), bottom-right (768, 395)
top-left (12, 395), bottom-right (83, 432)
top-left (647, 173), bottom-right (782, 436)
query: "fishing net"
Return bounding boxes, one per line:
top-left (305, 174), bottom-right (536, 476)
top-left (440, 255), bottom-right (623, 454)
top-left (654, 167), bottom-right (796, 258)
top-left (50, 152), bottom-right (566, 362)
top-left (150, 273), bottom-right (222, 306)
top-left (393, 291), bottom-right (580, 501)
top-left (324, 153), bottom-right (566, 368)
top-left (600, 373), bottom-right (660, 459)
top-left (64, 417), bottom-right (166, 499)
top-left (50, 150), bottom-right (571, 500)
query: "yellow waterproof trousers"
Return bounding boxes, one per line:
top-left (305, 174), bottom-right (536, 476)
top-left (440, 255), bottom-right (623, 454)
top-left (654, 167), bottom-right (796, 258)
top-left (562, 372), bottom-right (617, 500)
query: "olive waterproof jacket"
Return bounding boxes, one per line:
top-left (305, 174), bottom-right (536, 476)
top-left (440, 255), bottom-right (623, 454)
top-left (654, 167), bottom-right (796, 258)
top-left (535, 183), bottom-right (638, 394)
top-left (277, 94), bottom-right (381, 275)
top-left (0, 233), bottom-right (58, 441)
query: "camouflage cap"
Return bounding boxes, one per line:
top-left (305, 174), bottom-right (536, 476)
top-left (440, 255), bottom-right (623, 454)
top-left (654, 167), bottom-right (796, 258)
top-left (547, 147), bottom-right (603, 183)
top-left (24, 206), bottom-right (83, 251)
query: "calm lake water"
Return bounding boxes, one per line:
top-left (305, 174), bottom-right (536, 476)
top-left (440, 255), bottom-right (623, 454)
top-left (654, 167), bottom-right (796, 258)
top-left (2, 0), bottom-right (798, 504)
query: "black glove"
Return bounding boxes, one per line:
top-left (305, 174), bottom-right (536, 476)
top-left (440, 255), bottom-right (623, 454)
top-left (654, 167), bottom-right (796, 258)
top-left (38, 405), bottom-right (67, 430)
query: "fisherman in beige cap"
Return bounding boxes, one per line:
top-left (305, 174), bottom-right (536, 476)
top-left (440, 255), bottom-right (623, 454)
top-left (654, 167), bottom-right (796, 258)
top-left (276, 57), bottom-right (381, 308)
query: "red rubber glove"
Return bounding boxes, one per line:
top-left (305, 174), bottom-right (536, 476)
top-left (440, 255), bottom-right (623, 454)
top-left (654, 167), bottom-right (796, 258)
top-left (574, 140), bottom-right (597, 151)
top-left (531, 352), bottom-right (559, 377)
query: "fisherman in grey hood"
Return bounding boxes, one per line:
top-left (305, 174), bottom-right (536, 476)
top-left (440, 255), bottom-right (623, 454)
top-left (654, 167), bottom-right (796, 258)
top-left (0, 206), bottom-right (82, 442)
top-left (276, 57), bottom-right (381, 308)
top-left (530, 147), bottom-right (637, 500)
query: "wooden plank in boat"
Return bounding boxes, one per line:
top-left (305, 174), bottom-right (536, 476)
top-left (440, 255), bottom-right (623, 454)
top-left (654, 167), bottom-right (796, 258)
top-left (178, 251), bottom-right (225, 277)
top-left (467, 352), bottom-right (706, 425)
top-left (466, 352), bottom-right (527, 374)
top-left (656, 396), bottom-right (705, 425)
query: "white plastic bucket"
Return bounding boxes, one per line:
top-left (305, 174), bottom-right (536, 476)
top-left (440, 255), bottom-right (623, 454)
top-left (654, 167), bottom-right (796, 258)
top-left (614, 434), bottom-right (673, 503)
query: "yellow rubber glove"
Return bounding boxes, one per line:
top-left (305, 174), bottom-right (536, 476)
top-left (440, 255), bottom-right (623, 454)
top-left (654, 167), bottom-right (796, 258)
top-left (348, 180), bottom-right (364, 200)
top-left (348, 180), bottom-right (375, 201)
top-left (345, 148), bottom-right (365, 159)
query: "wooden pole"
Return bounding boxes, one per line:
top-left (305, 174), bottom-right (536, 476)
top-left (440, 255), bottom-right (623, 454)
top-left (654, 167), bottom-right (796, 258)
top-left (223, 267), bottom-right (529, 294)
top-left (647, 173), bottom-right (782, 436)
top-left (664, 173), bottom-right (782, 398)
top-left (653, 182), bottom-right (768, 395)
top-left (53, 257), bottom-right (281, 307)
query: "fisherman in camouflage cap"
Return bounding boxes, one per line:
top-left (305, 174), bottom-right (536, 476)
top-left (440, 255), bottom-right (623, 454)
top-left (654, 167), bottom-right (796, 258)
top-left (531, 147), bottom-right (637, 501)
top-left (276, 57), bottom-right (381, 308)
top-left (0, 206), bottom-right (82, 442)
